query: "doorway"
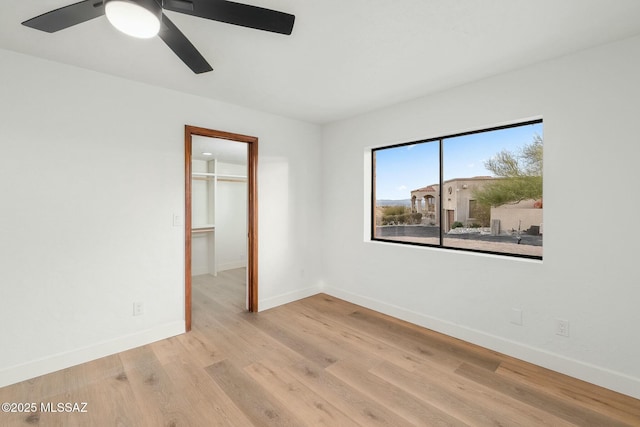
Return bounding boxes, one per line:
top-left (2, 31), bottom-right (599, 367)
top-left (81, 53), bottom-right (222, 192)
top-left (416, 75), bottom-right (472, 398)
top-left (446, 209), bottom-right (454, 232)
top-left (184, 126), bottom-right (258, 332)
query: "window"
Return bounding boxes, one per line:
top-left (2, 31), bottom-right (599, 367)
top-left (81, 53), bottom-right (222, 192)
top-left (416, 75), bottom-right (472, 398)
top-left (372, 120), bottom-right (543, 259)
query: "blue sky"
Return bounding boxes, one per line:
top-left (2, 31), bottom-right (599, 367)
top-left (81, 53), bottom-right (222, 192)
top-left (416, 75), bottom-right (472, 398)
top-left (374, 122), bottom-right (543, 200)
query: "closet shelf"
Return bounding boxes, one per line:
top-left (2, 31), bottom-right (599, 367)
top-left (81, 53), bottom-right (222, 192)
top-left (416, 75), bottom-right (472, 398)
top-left (192, 172), bottom-right (246, 179)
top-left (217, 173), bottom-right (246, 179)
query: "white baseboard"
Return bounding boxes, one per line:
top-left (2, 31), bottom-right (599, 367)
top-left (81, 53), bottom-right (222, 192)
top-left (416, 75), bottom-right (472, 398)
top-left (0, 321), bottom-right (185, 388)
top-left (323, 285), bottom-right (640, 400)
top-left (259, 285), bottom-right (322, 312)
top-left (217, 260), bottom-right (247, 272)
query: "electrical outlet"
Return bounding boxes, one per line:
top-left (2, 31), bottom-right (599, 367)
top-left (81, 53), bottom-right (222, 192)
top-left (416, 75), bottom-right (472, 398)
top-left (556, 318), bottom-right (569, 337)
top-left (133, 301), bottom-right (144, 316)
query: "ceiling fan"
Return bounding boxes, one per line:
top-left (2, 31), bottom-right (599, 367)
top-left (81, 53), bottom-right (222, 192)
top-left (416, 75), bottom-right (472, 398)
top-left (21, 0), bottom-right (295, 74)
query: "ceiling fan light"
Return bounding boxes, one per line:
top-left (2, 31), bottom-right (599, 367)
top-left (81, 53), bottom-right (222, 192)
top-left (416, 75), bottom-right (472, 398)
top-left (105, 0), bottom-right (162, 39)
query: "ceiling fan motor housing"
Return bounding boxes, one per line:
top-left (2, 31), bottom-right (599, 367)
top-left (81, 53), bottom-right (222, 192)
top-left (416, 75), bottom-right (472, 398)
top-left (104, 0), bottom-right (163, 38)
top-left (104, 0), bottom-right (163, 13)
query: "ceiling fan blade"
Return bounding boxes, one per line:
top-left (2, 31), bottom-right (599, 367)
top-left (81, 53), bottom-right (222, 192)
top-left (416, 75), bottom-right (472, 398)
top-left (164, 0), bottom-right (294, 35)
top-left (159, 14), bottom-right (213, 74)
top-left (22, 0), bottom-right (105, 33)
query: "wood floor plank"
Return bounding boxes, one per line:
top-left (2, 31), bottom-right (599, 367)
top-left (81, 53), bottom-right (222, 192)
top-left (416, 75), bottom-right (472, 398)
top-left (161, 357), bottom-right (254, 427)
top-left (348, 308), bottom-right (501, 371)
top-left (496, 359), bottom-right (640, 424)
top-left (192, 303), bottom-right (304, 371)
top-left (43, 375), bottom-right (142, 427)
top-left (149, 335), bottom-right (186, 366)
top-left (279, 301), bottom-right (482, 374)
top-left (118, 345), bottom-right (204, 426)
top-left (205, 359), bottom-right (302, 427)
top-left (326, 359), bottom-right (469, 427)
top-left (244, 360), bottom-right (357, 426)
top-left (273, 304), bottom-right (395, 367)
top-left (0, 353), bottom-right (122, 405)
top-left (455, 362), bottom-right (635, 427)
top-left (0, 354), bottom-right (137, 427)
top-left (296, 295), bottom-right (502, 372)
top-left (372, 360), bottom-right (577, 427)
top-left (62, 355), bottom-right (146, 427)
top-left (171, 328), bottom-right (226, 368)
top-left (285, 358), bottom-right (415, 426)
top-left (193, 273), bottom-right (245, 313)
top-left (297, 294), bottom-right (359, 316)
top-left (243, 308), bottom-right (347, 368)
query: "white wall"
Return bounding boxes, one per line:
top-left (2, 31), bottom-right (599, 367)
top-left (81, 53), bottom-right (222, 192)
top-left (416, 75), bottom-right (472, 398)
top-left (0, 49), bottom-right (323, 387)
top-left (191, 233), bottom-right (213, 276)
top-left (321, 35), bottom-right (640, 398)
top-left (216, 161), bottom-right (248, 272)
top-left (216, 179), bottom-right (247, 272)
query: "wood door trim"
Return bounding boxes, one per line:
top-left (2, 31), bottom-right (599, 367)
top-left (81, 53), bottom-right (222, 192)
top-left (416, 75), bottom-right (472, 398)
top-left (184, 126), bottom-right (259, 332)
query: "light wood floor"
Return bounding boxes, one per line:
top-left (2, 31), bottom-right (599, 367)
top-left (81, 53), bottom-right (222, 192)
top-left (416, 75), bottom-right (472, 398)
top-left (1, 268), bottom-right (639, 426)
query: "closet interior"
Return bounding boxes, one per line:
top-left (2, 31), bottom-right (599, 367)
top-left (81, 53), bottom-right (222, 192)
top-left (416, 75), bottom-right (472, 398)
top-left (191, 136), bottom-right (248, 277)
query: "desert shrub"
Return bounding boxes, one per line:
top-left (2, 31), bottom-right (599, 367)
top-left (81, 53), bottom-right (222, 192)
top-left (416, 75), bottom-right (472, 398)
top-left (452, 221), bottom-right (464, 229)
top-left (382, 205), bottom-right (406, 216)
top-left (382, 215), bottom-right (398, 225)
top-left (397, 214), bottom-right (411, 224)
top-left (381, 207), bottom-right (421, 225)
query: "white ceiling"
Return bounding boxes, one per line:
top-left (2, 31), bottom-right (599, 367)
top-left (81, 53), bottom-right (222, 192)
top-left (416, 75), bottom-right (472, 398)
top-left (192, 136), bottom-right (247, 164)
top-left (2, 1), bottom-right (640, 124)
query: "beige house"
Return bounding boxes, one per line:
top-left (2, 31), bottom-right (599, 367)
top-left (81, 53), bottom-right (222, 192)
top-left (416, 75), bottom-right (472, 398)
top-left (411, 176), bottom-right (542, 234)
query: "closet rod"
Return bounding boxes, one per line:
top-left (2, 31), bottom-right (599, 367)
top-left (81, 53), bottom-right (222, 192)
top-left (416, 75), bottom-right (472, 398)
top-left (192, 227), bottom-right (215, 233)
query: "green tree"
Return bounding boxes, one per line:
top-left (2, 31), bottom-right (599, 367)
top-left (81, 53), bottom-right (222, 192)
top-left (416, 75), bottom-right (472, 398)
top-left (382, 205), bottom-right (407, 216)
top-left (474, 135), bottom-right (542, 207)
